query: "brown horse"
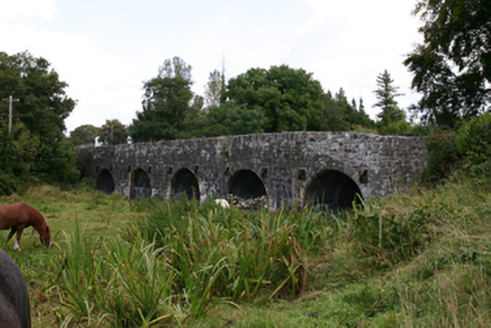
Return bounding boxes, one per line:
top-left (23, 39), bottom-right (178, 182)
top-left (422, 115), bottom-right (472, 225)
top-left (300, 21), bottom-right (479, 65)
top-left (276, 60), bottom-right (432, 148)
top-left (0, 248), bottom-right (31, 327)
top-left (0, 202), bottom-right (51, 251)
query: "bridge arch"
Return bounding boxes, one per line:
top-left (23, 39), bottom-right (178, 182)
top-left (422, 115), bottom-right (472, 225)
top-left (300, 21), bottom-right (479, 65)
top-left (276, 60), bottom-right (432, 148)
top-left (171, 168), bottom-right (200, 201)
top-left (130, 168), bottom-right (151, 199)
top-left (305, 169), bottom-right (363, 211)
top-left (227, 169), bottom-right (267, 199)
top-left (96, 169), bottom-right (115, 195)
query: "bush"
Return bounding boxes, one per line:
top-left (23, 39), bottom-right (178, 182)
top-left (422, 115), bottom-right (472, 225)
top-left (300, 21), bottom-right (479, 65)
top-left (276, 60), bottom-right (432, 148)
top-left (377, 120), bottom-right (415, 135)
top-left (420, 113), bottom-right (491, 184)
top-left (456, 112), bottom-right (491, 166)
top-left (0, 172), bottom-right (32, 196)
top-left (420, 127), bottom-right (462, 184)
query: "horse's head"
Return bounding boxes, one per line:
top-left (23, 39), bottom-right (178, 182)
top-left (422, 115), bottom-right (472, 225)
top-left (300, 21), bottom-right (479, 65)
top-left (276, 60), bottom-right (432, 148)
top-left (40, 225), bottom-right (51, 247)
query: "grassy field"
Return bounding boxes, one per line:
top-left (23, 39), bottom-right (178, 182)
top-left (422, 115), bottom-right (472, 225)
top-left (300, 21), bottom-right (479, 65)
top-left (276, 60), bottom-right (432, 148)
top-left (1, 175), bottom-right (490, 327)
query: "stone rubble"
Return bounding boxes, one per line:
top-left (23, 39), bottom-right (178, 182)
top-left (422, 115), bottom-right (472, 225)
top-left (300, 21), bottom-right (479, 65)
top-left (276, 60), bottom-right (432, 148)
top-left (231, 195), bottom-right (269, 211)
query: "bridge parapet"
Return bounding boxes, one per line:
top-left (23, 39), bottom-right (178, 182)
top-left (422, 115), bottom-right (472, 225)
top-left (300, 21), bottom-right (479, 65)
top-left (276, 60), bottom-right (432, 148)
top-left (75, 132), bottom-right (427, 210)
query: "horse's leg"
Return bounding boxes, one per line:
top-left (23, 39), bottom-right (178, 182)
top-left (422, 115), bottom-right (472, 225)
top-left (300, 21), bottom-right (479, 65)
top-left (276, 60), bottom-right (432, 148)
top-left (5, 228), bottom-right (16, 246)
top-left (13, 227), bottom-right (24, 251)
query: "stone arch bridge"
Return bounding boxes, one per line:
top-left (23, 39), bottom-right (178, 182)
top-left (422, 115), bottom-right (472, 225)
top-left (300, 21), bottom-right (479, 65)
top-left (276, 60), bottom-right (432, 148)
top-left (75, 132), bottom-right (427, 210)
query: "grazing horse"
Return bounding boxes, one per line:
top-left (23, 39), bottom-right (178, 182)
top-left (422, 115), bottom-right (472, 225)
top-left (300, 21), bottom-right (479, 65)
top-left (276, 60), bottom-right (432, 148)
top-left (0, 202), bottom-right (51, 251)
top-left (0, 248), bottom-right (31, 327)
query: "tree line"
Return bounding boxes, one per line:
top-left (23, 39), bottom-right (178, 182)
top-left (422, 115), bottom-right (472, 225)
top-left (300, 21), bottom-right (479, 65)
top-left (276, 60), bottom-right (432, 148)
top-left (71, 60), bottom-right (411, 146)
top-left (0, 0), bottom-right (489, 193)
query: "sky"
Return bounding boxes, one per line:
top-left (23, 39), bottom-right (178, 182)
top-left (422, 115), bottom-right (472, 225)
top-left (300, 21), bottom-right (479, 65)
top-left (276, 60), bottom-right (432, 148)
top-left (0, 0), bottom-right (423, 134)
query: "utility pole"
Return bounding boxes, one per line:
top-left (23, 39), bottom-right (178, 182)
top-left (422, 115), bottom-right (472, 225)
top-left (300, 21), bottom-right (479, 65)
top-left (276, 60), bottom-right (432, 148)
top-left (2, 96), bottom-right (19, 174)
top-left (2, 96), bottom-right (20, 135)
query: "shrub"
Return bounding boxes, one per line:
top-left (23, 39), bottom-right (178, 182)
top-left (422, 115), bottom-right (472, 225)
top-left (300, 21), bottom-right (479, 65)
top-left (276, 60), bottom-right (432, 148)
top-left (349, 199), bottom-right (437, 267)
top-left (456, 112), bottom-right (491, 171)
top-left (377, 120), bottom-right (415, 135)
top-left (420, 127), bottom-right (461, 184)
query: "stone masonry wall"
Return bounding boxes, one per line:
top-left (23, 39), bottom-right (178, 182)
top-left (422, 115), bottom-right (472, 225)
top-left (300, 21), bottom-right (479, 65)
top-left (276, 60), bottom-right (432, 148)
top-left (75, 131), bottom-right (427, 209)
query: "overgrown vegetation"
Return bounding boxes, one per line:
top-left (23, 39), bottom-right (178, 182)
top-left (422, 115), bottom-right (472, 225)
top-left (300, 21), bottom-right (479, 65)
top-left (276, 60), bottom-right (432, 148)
top-left (0, 2), bottom-right (489, 324)
top-left (0, 51), bottom-right (79, 195)
top-left (420, 113), bottom-right (491, 184)
top-left (2, 157), bottom-right (489, 327)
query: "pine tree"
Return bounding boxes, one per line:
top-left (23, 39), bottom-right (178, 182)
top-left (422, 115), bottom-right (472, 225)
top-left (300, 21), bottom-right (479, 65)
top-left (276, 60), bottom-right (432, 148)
top-left (373, 70), bottom-right (405, 126)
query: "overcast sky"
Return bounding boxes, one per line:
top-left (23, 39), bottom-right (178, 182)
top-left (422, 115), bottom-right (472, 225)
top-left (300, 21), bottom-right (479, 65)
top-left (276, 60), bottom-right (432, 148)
top-left (0, 0), bottom-right (423, 133)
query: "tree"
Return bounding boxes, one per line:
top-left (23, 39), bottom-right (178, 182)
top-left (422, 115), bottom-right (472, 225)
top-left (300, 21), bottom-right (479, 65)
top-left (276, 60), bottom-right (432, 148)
top-left (204, 69), bottom-right (225, 108)
top-left (69, 124), bottom-right (98, 146)
top-left (128, 57), bottom-right (194, 142)
top-left (0, 118), bottom-right (40, 176)
top-left (194, 102), bottom-right (265, 137)
top-left (316, 90), bottom-right (375, 132)
top-left (224, 65), bottom-right (324, 133)
top-left (97, 120), bottom-right (128, 145)
top-left (0, 51), bottom-right (78, 188)
top-left (158, 56), bottom-right (192, 80)
top-left (373, 70), bottom-right (406, 126)
top-left (191, 95), bottom-right (204, 112)
top-left (317, 90), bottom-right (350, 132)
top-left (404, 0), bottom-right (490, 127)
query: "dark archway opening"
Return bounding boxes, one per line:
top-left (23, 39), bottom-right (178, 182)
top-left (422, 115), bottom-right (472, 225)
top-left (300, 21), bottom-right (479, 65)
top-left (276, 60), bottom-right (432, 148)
top-left (96, 169), bottom-right (115, 195)
top-left (227, 169), bottom-right (267, 200)
top-left (305, 169), bottom-right (363, 213)
top-left (171, 168), bottom-right (200, 201)
top-left (130, 168), bottom-right (151, 199)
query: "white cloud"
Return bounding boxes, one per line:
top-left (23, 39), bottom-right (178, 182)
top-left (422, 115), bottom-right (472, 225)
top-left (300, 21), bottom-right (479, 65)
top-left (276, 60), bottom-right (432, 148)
top-left (0, 18), bottom-right (143, 132)
top-left (0, 0), bottom-right (60, 22)
top-left (1, 0), bottom-right (425, 132)
top-left (291, 0), bottom-right (422, 117)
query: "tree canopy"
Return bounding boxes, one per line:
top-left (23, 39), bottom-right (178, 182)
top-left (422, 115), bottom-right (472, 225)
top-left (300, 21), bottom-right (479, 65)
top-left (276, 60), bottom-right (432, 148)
top-left (404, 0), bottom-right (490, 127)
top-left (97, 119), bottom-right (128, 145)
top-left (126, 61), bottom-right (377, 141)
top-left (0, 51), bottom-right (78, 191)
top-left (204, 69), bottom-right (225, 108)
top-left (69, 124), bottom-right (98, 146)
top-left (317, 89), bottom-right (375, 132)
top-left (128, 57), bottom-right (194, 142)
top-left (193, 102), bottom-right (266, 137)
top-left (224, 65), bottom-right (325, 132)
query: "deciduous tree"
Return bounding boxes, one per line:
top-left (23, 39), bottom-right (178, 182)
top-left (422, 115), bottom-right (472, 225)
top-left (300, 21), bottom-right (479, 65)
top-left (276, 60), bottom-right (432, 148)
top-left (224, 65), bottom-right (324, 133)
top-left (97, 119), bottom-right (128, 145)
top-left (129, 57), bottom-right (194, 142)
top-left (0, 51), bottom-right (78, 189)
top-left (69, 124), bottom-right (98, 146)
top-left (194, 102), bottom-right (265, 137)
top-left (404, 0), bottom-right (490, 127)
top-left (204, 69), bottom-right (225, 108)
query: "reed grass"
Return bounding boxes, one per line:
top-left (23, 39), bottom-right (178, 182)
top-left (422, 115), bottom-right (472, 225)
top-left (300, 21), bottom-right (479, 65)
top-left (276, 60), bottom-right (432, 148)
top-left (1, 172), bottom-right (489, 327)
top-left (137, 201), bottom-right (321, 310)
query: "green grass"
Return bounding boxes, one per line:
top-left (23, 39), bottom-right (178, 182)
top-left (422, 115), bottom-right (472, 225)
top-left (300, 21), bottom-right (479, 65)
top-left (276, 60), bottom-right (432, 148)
top-left (1, 174), bottom-right (489, 327)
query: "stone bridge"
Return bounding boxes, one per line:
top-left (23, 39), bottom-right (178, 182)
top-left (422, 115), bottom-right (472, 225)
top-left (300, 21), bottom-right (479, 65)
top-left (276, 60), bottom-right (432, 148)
top-left (75, 131), bottom-right (427, 210)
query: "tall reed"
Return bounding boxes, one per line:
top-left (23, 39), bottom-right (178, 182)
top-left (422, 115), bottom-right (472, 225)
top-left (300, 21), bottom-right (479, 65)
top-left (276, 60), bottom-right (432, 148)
top-left (136, 199), bottom-right (333, 312)
top-left (51, 219), bottom-right (178, 326)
